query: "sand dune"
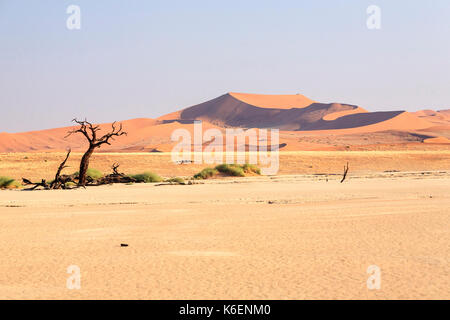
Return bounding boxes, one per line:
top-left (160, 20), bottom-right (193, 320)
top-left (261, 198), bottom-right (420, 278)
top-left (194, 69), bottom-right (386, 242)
top-left (0, 93), bottom-right (447, 152)
top-left (414, 109), bottom-right (450, 126)
top-left (424, 137), bottom-right (450, 144)
top-left (229, 92), bottom-right (315, 109)
top-left (297, 111), bottom-right (435, 134)
top-left (178, 93), bottom-right (370, 130)
top-left (0, 119), bottom-right (222, 153)
top-left (322, 106), bottom-right (368, 121)
top-left (1, 92), bottom-right (448, 301)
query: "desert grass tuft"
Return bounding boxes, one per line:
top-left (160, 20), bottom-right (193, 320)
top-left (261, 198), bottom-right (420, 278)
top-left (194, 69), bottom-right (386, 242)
top-left (215, 164), bottom-right (245, 177)
top-left (0, 176), bottom-right (21, 189)
top-left (65, 181), bottom-right (77, 188)
top-left (165, 177), bottom-right (186, 185)
top-left (193, 168), bottom-right (218, 179)
top-left (130, 172), bottom-right (163, 183)
top-left (194, 164), bottom-right (261, 179)
top-left (73, 168), bottom-right (104, 180)
top-left (242, 163), bottom-right (261, 175)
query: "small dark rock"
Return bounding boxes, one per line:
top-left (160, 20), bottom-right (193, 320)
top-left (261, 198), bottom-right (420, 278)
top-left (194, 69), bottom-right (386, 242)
top-left (120, 243), bottom-right (129, 247)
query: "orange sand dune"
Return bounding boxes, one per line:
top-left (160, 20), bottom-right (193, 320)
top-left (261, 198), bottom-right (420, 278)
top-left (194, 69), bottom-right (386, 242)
top-left (157, 110), bottom-right (182, 121)
top-left (322, 105), bottom-right (368, 121)
top-left (0, 92), bottom-right (447, 152)
top-left (177, 93), bottom-right (367, 130)
top-left (414, 109), bottom-right (450, 126)
top-left (417, 125), bottom-right (450, 140)
top-left (0, 118), bottom-right (222, 153)
top-left (424, 136), bottom-right (450, 144)
top-left (229, 92), bottom-right (315, 109)
top-left (298, 111), bottom-right (435, 135)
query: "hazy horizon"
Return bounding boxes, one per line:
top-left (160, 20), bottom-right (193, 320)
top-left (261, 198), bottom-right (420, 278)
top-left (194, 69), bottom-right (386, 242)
top-left (1, 0), bottom-right (450, 132)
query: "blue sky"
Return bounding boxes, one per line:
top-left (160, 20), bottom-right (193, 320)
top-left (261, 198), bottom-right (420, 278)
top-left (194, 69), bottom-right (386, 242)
top-left (1, 0), bottom-right (449, 132)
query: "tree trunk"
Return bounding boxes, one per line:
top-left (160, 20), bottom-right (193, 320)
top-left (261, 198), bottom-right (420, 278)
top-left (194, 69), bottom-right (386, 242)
top-left (78, 146), bottom-right (95, 186)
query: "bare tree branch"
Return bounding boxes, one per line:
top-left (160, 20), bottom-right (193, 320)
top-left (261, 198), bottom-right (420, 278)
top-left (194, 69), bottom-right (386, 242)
top-left (49, 149), bottom-right (71, 189)
top-left (340, 162), bottom-right (349, 183)
top-left (22, 178), bottom-right (49, 191)
top-left (112, 163), bottom-right (120, 175)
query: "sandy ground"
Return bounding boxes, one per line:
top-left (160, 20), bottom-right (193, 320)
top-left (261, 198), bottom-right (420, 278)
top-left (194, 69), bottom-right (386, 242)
top-left (0, 172), bottom-right (449, 299)
top-left (1, 150), bottom-right (450, 181)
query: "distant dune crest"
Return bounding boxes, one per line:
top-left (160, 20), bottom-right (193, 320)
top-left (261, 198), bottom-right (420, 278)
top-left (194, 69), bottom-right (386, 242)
top-left (228, 92), bottom-right (315, 109)
top-left (0, 93), bottom-right (449, 152)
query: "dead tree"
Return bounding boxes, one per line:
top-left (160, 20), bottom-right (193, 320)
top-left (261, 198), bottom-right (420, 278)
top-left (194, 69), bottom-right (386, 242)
top-left (112, 162), bottom-right (120, 175)
top-left (49, 149), bottom-right (71, 189)
top-left (22, 178), bottom-right (49, 191)
top-left (66, 119), bottom-right (127, 186)
top-left (93, 162), bottom-right (136, 185)
top-left (340, 162), bottom-right (349, 183)
top-left (22, 149), bottom-right (74, 190)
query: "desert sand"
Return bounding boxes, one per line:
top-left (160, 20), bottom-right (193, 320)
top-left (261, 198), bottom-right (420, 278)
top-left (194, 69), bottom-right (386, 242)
top-left (0, 172), bottom-right (449, 299)
top-left (228, 92), bottom-right (316, 109)
top-left (1, 93), bottom-right (448, 153)
top-left (1, 150), bottom-right (450, 181)
top-left (0, 92), bottom-right (449, 300)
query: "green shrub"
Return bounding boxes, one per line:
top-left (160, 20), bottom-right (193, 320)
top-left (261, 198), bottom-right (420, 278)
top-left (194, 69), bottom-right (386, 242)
top-left (165, 177), bottom-right (185, 185)
top-left (0, 176), bottom-right (21, 189)
top-left (130, 172), bottom-right (163, 183)
top-left (194, 164), bottom-right (262, 179)
top-left (86, 168), bottom-right (103, 179)
top-left (193, 168), bottom-right (218, 179)
top-left (65, 182), bottom-right (77, 188)
top-left (73, 168), bottom-right (103, 180)
top-left (242, 163), bottom-right (261, 175)
top-left (215, 164), bottom-right (245, 177)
